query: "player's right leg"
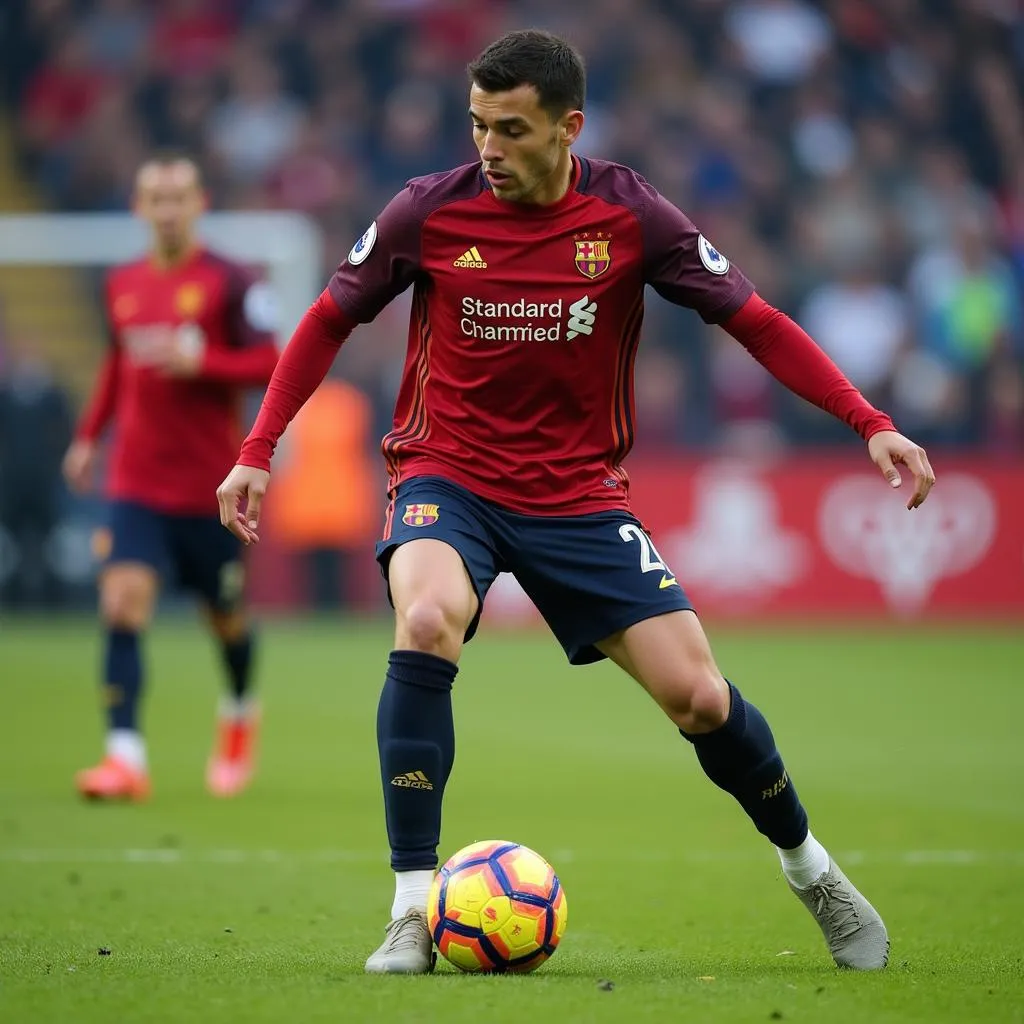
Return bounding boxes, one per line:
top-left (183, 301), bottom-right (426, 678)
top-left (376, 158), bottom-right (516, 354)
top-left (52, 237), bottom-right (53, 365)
top-left (76, 503), bottom-right (162, 802)
top-left (365, 478), bottom-right (502, 974)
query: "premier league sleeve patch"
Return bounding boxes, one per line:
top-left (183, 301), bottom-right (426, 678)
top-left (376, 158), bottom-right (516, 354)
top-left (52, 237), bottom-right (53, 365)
top-left (697, 234), bottom-right (730, 275)
top-left (348, 221), bottom-right (378, 266)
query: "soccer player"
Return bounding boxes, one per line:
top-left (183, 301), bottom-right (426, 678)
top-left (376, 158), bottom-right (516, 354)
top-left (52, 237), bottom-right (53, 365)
top-left (217, 31), bottom-right (935, 971)
top-left (64, 153), bottom-right (279, 801)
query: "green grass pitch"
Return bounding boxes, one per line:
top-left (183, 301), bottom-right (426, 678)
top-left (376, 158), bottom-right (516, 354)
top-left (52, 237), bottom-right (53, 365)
top-left (1, 616), bottom-right (1022, 1023)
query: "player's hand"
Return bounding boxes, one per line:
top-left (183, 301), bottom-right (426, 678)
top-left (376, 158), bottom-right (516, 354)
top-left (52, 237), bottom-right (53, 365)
top-left (151, 327), bottom-right (205, 377)
top-left (867, 430), bottom-right (936, 510)
top-left (217, 464), bottom-right (270, 545)
top-left (62, 439), bottom-right (98, 494)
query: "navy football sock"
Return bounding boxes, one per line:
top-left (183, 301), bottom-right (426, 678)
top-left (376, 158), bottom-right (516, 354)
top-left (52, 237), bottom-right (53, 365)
top-left (377, 650), bottom-right (458, 872)
top-left (105, 629), bottom-right (143, 732)
top-left (681, 682), bottom-right (808, 849)
top-left (220, 631), bottom-right (255, 702)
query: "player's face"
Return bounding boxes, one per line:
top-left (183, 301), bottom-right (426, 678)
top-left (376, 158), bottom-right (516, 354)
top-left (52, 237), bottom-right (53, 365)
top-left (470, 83), bottom-right (583, 205)
top-left (133, 161), bottom-right (205, 257)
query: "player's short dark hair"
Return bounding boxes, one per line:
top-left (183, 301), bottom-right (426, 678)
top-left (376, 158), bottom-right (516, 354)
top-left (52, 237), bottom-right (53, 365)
top-left (140, 150), bottom-right (203, 186)
top-left (468, 30), bottom-right (585, 117)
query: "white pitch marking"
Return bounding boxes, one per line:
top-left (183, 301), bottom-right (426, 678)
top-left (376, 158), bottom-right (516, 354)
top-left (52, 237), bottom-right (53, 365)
top-left (2, 849), bottom-right (1022, 866)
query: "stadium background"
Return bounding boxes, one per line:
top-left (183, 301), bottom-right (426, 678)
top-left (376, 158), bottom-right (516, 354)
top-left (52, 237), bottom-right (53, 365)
top-left (1, 4), bottom-right (1023, 1021)
top-left (0, 0), bottom-right (1021, 620)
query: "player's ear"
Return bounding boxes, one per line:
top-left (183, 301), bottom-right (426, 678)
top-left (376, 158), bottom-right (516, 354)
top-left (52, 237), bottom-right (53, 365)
top-left (561, 110), bottom-right (584, 148)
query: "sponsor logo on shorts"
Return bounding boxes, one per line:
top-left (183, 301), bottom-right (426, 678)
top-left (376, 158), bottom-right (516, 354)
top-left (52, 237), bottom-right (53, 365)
top-left (402, 503), bottom-right (440, 527)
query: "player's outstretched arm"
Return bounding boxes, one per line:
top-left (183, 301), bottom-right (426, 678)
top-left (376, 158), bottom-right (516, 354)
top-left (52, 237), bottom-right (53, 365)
top-left (216, 290), bottom-right (357, 542)
top-left (63, 347), bottom-right (121, 493)
top-left (233, 290), bottom-right (356, 470)
top-left (721, 293), bottom-right (935, 508)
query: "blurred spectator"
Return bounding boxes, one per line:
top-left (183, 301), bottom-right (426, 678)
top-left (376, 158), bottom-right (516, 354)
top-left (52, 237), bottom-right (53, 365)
top-left (20, 30), bottom-right (110, 166)
top-left (725, 0), bottom-right (833, 84)
top-left (206, 46), bottom-right (303, 183)
top-left (80, 0), bottom-right (151, 74)
top-left (0, 339), bottom-right (73, 609)
top-left (2, 0), bottom-right (1022, 458)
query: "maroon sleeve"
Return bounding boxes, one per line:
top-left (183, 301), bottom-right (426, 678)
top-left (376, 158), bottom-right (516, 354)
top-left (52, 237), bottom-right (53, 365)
top-left (723, 293), bottom-right (896, 441)
top-left (76, 276), bottom-right (121, 440)
top-left (637, 188), bottom-right (754, 323)
top-left (76, 348), bottom-right (120, 441)
top-left (236, 290), bottom-right (356, 471)
top-left (327, 187), bottom-right (424, 323)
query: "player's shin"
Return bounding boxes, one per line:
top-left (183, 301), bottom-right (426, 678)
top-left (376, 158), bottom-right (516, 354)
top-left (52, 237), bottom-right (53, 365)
top-left (680, 681), bottom-right (810, 853)
top-left (104, 628), bottom-right (145, 768)
top-left (219, 630), bottom-right (256, 708)
top-left (377, 650), bottom-right (457, 916)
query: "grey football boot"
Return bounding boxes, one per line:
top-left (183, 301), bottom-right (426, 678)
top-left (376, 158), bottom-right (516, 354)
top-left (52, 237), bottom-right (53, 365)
top-left (364, 908), bottom-right (437, 974)
top-left (789, 859), bottom-right (890, 970)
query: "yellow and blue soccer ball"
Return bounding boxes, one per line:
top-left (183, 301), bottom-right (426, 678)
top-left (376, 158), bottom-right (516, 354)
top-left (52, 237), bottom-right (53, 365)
top-left (427, 840), bottom-right (568, 973)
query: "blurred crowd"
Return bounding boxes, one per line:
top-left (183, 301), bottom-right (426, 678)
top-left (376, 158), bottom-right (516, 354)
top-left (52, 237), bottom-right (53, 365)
top-left (1, 1), bottom-right (1023, 608)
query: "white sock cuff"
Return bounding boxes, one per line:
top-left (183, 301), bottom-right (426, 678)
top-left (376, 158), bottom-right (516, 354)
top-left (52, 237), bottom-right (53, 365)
top-left (107, 729), bottom-right (146, 770)
top-left (391, 869), bottom-right (435, 919)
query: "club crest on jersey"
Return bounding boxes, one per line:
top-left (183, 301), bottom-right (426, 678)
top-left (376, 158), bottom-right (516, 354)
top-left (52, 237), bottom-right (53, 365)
top-left (697, 234), bottom-right (730, 275)
top-left (574, 238), bottom-right (611, 279)
top-left (175, 283), bottom-right (205, 317)
top-left (403, 503), bottom-right (440, 527)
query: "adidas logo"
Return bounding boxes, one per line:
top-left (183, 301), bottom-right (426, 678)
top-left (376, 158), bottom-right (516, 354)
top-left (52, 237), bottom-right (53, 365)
top-left (390, 770), bottom-right (434, 790)
top-left (453, 246), bottom-right (487, 269)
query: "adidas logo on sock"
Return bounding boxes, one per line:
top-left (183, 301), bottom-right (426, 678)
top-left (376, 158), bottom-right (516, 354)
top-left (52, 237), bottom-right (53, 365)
top-left (391, 770), bottom-right (434, 790)
top-left (453, 246), bottom-right (487, 269)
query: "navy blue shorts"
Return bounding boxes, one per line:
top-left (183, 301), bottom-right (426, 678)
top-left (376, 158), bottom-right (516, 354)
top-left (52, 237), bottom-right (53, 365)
top-left (106, 500), bottom-right (245, 612)
top-left (376, 476), bottom-right (693, 665)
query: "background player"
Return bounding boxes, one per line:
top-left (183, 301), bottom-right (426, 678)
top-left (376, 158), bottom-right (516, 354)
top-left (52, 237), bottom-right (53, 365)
top-left (216, 32), bottom-right (934, 972)
top-left (64, 154), bottom-right (279, 801)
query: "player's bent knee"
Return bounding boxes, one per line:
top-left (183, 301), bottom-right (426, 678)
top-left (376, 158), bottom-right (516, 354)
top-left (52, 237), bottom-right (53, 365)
top-left (397, 599), bottom-right (466, 659)
top-left (661, 669), bottom-right (730, 735)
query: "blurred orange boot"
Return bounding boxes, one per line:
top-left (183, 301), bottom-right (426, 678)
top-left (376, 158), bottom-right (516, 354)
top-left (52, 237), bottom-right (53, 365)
top-left (76, 756), bottom-right (151, 802)
top-left (206, 704), bottom-right (259, 797)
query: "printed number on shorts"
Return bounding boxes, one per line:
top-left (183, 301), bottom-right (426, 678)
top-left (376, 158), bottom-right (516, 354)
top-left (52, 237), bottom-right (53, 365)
top-left (618, 523), bottom-right (668, 574)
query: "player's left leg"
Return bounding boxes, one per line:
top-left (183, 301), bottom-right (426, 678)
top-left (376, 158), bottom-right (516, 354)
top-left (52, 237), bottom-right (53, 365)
top-left (172, 514), bottom-right (257, 797)
top-left (596, 612), bottom-right (888, 969)
top-left (510, 511), bottom-right (887, 970)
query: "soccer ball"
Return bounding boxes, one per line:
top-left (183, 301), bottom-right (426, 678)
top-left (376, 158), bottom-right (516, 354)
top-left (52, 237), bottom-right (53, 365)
top-left (427, 840), bottom-right (568, 973)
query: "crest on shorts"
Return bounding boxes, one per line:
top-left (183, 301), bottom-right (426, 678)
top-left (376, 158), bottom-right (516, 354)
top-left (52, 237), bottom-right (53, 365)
top-left (403, 503), bottom-right (440, 527)
top-left (175, 282), bottom-right (205, 317)
top-left (574, 237), bottom-right (611, 279)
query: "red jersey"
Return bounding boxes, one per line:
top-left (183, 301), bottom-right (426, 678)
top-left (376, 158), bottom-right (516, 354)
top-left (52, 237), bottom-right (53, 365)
top-left (77, 248), bottom-right (279, 515)
top-left (239, 158), bottom-right (895, 515)
top-left (328, 157), bottom-right (753, 514)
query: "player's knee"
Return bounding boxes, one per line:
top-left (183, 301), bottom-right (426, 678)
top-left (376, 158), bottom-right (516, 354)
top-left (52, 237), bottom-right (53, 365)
top-left (100, 590), bottom-right (149, 631)
top-left (398, 598), bottom-right (464, 658)
top-left (206, 606), bottom-right (247, 643)
top-left (100, 573), bottom-right (154, 631)
top-left (663, 665), bottom-right (730, 735)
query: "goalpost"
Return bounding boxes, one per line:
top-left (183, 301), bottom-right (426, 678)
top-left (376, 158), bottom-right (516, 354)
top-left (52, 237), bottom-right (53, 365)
top-left (0, 210), bottom-right (324, 336)
top-left (0, 211), bottom-right (323, 597)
